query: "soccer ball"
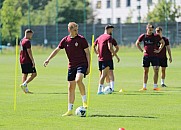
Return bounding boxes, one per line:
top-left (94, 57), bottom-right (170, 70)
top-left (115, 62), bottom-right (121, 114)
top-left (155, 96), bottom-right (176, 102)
top-left (75, 106), bottom-right (86, 117)
top-left (103, 86), bottom-right (112, 94)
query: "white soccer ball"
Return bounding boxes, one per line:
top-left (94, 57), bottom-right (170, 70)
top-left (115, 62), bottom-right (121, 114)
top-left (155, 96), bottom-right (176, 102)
top-left (75, 106), bottom-right (86, 117)
top-left (103, 86), bottom-right (112, 94)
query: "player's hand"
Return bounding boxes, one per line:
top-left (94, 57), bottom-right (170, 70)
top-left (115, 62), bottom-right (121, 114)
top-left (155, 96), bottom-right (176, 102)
top-left (154, 49), bottom-right (160, 53)
top-left (169, 57), bottom-right (172, 63)
top-left (116, 56), bottom-right (120, 63)
top-left (43, 60), bottom-right (49, 67)
top-left (86, 67), bottom-right (90, 75)
top-left (32, 61), bottom-right (35, 68)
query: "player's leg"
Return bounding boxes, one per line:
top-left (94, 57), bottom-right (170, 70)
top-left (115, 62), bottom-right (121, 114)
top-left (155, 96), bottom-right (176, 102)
top-left (25, 72), bottom-right (37, 84)
top-left (62, 68), bottom-right (76, 116)
top-left (98, 66), bottom-right (109, 94)
top-left (76, 73), bottom-right (88, 108)
top-left (108, 60), bottom-right (114, 91)
top-left (160, 58), bottom-right (168, 87)
top-left (109, 70), bottom-right (114, 91)
top-left (140, 56), bottom-right (150, 91)
top-left (161, 67), bottom-right (167, 87)
top-left (152, 57), bottom-right (160, 90)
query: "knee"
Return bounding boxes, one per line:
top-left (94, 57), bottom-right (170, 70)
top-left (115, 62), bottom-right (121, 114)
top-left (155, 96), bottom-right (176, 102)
top-left (33, 73), bottom-right (37, 77)
top-left (75, 78), bottom-right (82, 84)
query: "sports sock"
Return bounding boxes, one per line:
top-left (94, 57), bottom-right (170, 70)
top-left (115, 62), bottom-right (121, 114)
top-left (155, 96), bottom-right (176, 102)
top-left (110, 81), bottom-right (114, 90)
top-left (82, 95), bottom-right (86, 102)
top-left (161, 79), bottom-right (164, 85)
top-left (98, 84), bottom-right (104, 92)
top-left (153, 84), bottom-right (158, 88)
top-left (23, 82), bottom-right (27, 86)
top-left (68, 103), bottom-right (73, 111)
top-left (143, 83), bottom-right (147, 88)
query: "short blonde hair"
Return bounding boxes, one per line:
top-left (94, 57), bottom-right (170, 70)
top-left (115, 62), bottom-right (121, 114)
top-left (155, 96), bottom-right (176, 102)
top-left (68, 22), bottom-right (78, 29)
top-left (25, 29), bottom-right (33, 34)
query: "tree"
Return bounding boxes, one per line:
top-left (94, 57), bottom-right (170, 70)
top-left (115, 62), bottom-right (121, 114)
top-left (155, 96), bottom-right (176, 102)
top-left (147, 0), bottom-right (181, 22)
top-left (1, 0), bottom-right (22, 44)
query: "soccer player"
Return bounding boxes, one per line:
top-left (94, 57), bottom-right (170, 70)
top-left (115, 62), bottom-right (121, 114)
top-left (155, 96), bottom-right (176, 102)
top-left (135, 23), bottom-right (165, 91)
top-left (155, 27), bottom-right (172, 87)
top-left (100, 38), bottom-right (119, 91)
top-left (94, 25), bottom-right (120, 94)
top-left (20, 29), bottom-right (37, 94)
top-left (43, 22), bottom-right (90, 116)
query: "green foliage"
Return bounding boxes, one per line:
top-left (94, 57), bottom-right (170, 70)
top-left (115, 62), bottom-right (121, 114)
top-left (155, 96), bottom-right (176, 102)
top-left (147, 0), bottom-right (181, 22)
top-left (1, 0), bottom-right (22, 44)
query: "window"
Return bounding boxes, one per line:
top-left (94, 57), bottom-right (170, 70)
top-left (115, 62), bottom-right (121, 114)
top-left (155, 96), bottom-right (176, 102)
top-left (126, 0), bottom-right (131, 7)
top-left (96, 1), bottom-right (101, 9)
top-left (97, 19), bottom-right (102, 24)
top-left (107, 0), bottom-right (111, 8)
top-left (107, 18), bottom-right (111, 24)
top-left (116, 0), bottom-right (121, 8)
top-left (147, 0), bottom-right (152, 5)
top-left (117, 18), bottom-right (121, 23)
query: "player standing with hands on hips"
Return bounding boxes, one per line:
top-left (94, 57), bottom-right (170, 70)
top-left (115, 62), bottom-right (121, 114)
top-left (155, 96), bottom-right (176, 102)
top-left (135, 23), bottom-right (165, 91)
top-left (44, 22), bottom-right (90, 116)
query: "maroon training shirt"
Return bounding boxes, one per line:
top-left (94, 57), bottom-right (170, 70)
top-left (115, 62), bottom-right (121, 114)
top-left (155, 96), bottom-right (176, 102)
top-left (20, 38), bottom-right (32, 64)
top-left (58, 34), bottom-right (89, 68)
top-left (157, 37), bottom-right (169, 58)
top-left (138, 33), bottom-right (161, 57)
top-left (94, 34), bottom-right (113, 61)
top-left (112, 38), bottom-right (118, 46)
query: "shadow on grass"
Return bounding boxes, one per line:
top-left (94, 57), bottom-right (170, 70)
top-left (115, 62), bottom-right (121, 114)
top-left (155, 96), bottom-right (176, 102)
top-left (34, 92), bottom-right (68, 95)
top-left (89, 115), bottom-right (157, 119)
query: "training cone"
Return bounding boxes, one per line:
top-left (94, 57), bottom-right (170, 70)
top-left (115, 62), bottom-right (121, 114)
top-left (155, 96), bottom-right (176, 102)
top-left (119, 89), bottom-right (124, 92)
top-left (119, 128), bottom-right (125, 130)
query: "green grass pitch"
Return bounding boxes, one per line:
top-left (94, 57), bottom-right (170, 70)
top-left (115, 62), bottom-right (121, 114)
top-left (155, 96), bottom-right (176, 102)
top-left (0, 47), bottom-right (181, 130)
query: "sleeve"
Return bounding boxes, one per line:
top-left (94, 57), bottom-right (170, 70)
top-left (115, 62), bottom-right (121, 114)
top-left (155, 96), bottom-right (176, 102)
top-left (58, 37), bottom-right (66, 49)
top-left (81, 38), bottom-right (89, 49)
top-left (25, 40), bottom-right (31, 49)
top-left (165, 38), bottom-right (169, 46)
top-left (137, 34), bottom-right (145, 42)
top-left (112, 38), bottom-right (118, 46)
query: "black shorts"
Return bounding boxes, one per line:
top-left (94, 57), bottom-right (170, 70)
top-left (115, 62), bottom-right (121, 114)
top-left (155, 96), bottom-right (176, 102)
top-left (143, 56), bottom-right (159, 67)
top-left (158, 58), bottom-right (168, 67)
top-left (99, 60), bottom-right (114, 71)
top-left (21, 63), bottom-right (36, 74)
top-left (67, 66), bottom-right (87, 81)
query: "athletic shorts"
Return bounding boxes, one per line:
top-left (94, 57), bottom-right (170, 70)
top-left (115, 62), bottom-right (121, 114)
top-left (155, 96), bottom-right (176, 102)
top-left (67, 66), bottom-right (87, 81)
top-left (99, 60), bottom-right (114, 71)
top-left (143, 56), bottom-right (159, 67)
top-left (158, 58), bottom-right (168, 67)
top-left (21, 63), bottom-right (36, 74)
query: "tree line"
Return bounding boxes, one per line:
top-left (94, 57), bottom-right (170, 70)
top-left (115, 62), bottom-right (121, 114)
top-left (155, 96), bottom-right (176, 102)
top-left (0, 0), bottom-right (180, 45)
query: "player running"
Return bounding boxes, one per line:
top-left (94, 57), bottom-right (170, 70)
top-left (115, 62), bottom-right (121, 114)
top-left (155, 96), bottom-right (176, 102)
top-left (155, 27), bottom-right (172, 87)
top-left (44, 22), bottom-right (90, 116)
top-left (94, 25), bottom-right (120, 94)
top-left (135, 23), bottom-right (165, 91)
top-left (20, 29), bottom-right (37, 94)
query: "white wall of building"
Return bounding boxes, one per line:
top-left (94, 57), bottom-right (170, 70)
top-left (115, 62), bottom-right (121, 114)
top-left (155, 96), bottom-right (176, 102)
top-left (91, 0), bottom-right (181, 24)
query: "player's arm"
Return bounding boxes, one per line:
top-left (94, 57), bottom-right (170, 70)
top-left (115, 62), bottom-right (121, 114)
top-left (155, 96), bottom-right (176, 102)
top-left (135, 39), bottom-right (143, 53)
top-left (108, 42), bottom-right (120, 62)
top-left (166, 45), bottom-right (172, 63)
top-left (27, 48), bottom-right (35, 67)
top-left (84, 47), bottom-right (90, 75)
top-left (154, 39), bottom-right (165, 53)
top-left (114, 45), bottom-right (119, 54)
top-left (43, 47), bottom-right (60, 67)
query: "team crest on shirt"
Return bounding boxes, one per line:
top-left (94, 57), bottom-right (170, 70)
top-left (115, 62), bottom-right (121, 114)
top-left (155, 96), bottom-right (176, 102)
top-left (75, 42), bottom-right (78, 47)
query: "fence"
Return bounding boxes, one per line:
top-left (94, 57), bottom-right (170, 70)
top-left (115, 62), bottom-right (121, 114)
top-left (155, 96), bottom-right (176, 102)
top-left (21, 22), bottom-right (181, 46)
